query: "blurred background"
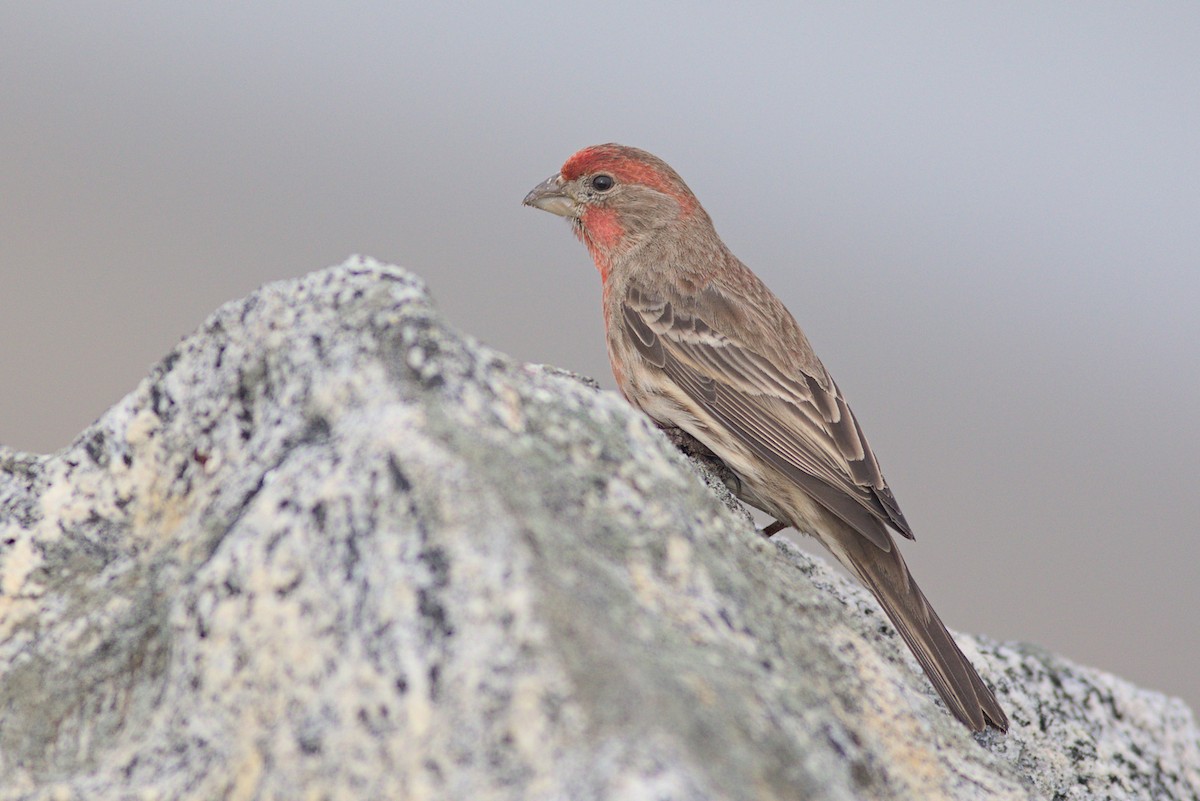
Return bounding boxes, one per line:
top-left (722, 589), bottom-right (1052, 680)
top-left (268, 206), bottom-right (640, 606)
top-left (2, 4), bottom-right (1197, 711)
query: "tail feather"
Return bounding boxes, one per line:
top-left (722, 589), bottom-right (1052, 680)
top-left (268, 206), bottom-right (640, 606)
top-left (834, 531), bottom-right (1008, 732)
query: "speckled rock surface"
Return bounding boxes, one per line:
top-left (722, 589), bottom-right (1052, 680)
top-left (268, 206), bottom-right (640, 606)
top-left (0, 258), bottom-right (1196, 800)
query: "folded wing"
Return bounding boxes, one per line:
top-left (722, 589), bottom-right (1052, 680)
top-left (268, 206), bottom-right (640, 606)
top-left (622, 281), bottom-right (912, 549)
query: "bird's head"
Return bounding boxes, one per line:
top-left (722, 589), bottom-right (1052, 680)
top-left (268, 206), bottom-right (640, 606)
top-left (523, 144), bottom-right (704, 272)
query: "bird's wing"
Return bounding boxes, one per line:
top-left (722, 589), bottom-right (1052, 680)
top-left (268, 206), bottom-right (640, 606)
top-left (622, 279), bottom-right (912, 548)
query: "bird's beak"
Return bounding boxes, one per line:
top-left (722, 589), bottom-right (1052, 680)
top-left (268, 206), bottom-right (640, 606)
top-left (523, 174), bottom-right (577, 218)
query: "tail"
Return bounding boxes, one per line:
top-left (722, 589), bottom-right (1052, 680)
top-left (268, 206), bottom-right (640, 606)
top-left (832, 530), bottom-right (1008, 732)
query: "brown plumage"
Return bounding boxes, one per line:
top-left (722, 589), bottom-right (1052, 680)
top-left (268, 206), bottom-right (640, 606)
top-left (524, 143), bottom-right (1007, 732)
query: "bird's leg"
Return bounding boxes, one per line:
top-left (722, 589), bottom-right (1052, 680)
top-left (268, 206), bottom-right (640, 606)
top-left (759, 520), bottom-right (788, 539)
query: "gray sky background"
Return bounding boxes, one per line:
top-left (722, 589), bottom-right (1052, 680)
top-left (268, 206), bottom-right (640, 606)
top-left (3, 4), bottom-right (1198, 711)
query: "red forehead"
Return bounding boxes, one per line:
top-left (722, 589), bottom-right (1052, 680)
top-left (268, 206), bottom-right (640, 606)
top-left (560, 144), bottom-right (681, 198)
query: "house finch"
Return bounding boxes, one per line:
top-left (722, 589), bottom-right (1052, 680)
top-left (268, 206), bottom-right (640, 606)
top-left (524, 144), bottom-right (1007, 732)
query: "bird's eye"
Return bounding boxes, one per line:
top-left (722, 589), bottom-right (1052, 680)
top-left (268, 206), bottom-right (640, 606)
top-left (590, 174), bottom-right (615, 192)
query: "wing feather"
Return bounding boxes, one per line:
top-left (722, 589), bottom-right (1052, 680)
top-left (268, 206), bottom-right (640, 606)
top-left (622, 280), bottom-right (912, 544)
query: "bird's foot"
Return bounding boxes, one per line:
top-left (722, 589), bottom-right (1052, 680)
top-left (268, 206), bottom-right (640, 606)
top-left (758, 520), bottom-right (788, 539)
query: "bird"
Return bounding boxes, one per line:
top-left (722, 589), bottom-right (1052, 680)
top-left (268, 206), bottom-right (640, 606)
top-left (523, 143), bottom-right (1007, 732)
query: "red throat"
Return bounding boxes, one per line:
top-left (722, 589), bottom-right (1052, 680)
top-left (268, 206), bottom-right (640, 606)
top-left (576, 206), bottom-right (624, 282)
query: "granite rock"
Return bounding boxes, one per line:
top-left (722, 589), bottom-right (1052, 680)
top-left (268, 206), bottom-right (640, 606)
top-left (1, 258), bottom-right (1196, 800)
